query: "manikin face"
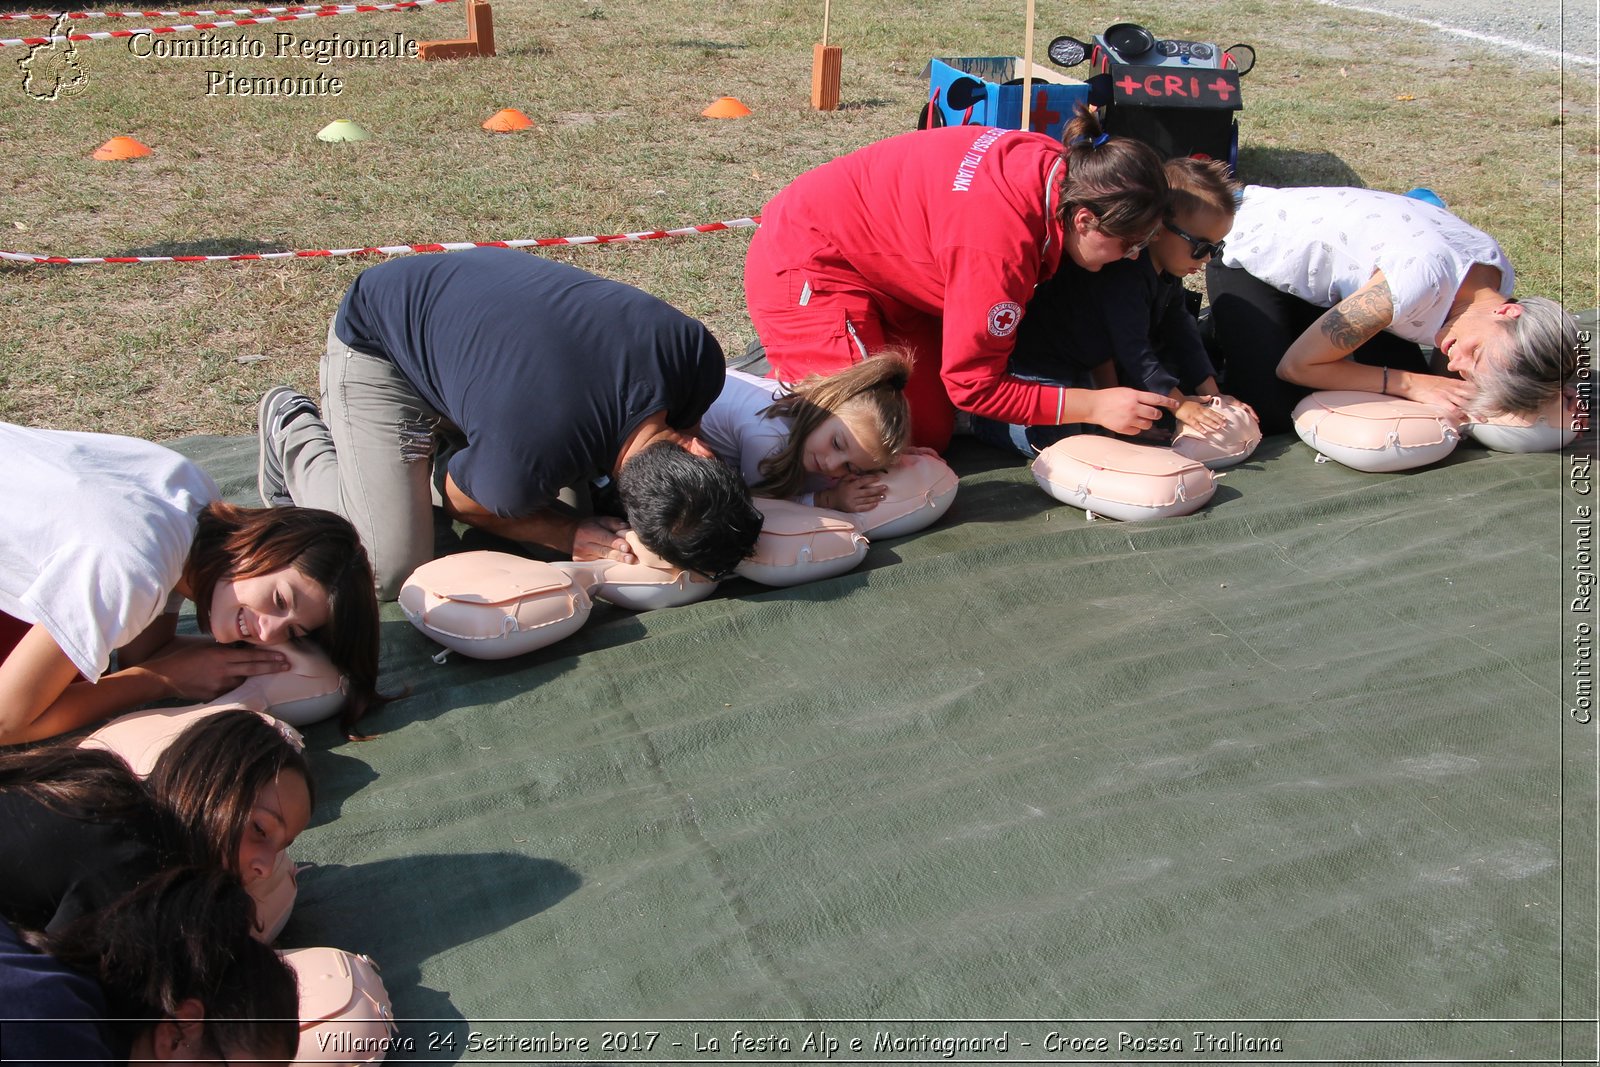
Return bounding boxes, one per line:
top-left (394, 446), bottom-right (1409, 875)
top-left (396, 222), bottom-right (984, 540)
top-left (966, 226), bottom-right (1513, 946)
top-left (209, 566), bottom-right (331, 647)
top-left (1435, 302), bottom-right (1520, 381)
top-left (1148, 207), bottom-right (1232, 278)
top-left (236, 768), bottom-right (313, 887)
top-left (801, 411), bottom-right (885, 479)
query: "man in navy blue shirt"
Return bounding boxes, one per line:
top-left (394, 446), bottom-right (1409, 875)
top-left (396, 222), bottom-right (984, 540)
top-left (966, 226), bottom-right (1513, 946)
top-left (257, 249), bottom-right (761, 598)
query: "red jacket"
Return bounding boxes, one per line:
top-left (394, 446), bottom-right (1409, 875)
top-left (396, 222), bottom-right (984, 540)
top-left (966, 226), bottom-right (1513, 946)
top-left (760, 125), bottom-right (1069, 424)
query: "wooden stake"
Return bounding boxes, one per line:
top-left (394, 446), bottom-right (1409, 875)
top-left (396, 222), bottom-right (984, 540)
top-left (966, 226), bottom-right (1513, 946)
top-left (419, 0), bottom-right (496, 61)
top-left (1020, 0), bottom-right (1035, 129)
top-left (811, 0), bottom-right (840, 111)
top-left (811, 44), bottom-right (842, 110)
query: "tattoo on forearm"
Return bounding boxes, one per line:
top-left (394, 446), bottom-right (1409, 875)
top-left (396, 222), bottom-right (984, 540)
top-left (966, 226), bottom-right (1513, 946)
top-left (1319, 284), bottom-right (1392, 352)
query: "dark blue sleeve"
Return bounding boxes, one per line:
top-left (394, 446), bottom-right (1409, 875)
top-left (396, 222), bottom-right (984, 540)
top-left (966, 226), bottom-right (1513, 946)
top-left (1088, 258), bottom-right (1180, 396)
top-left (0, 919), bottom-right (119, 1067)
top-left (1151, 274), bottom-right (1216, 392)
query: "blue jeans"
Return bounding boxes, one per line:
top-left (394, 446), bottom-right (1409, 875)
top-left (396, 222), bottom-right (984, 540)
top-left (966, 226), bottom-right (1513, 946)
top-left (968, 367), bottom-right (1099, 458)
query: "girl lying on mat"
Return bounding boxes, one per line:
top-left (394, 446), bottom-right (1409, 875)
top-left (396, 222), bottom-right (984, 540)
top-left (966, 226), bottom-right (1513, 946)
top-left (3, 708), bottom-right (312, 940)
top-left (0, 422), bottom-right (382, 744)
top-left (978, 157), bottom-right (1244, 455)
top-left (1, 866), bottom-right (298, 1067)
top-left (700, 353), bottom-right (932, 511)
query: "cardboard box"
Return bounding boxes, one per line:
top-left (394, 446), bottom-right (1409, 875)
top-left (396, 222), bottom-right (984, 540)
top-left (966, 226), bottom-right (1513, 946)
top-left (923, 57), bottom-right (1089, 142)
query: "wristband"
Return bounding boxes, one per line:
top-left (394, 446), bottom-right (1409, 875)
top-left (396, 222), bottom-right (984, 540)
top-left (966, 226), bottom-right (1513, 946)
top-left (1380, 367), bottom-right (1390, 396)
top-left (1056, 387), bottom-right (1067, 425)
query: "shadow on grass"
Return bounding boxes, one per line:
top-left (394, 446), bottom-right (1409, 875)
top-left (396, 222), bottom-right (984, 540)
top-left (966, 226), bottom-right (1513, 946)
top-left (670, 39), bottom-right (749, 50)
top-left (1236, 146), bottom-right (1362, 187)
top-left (121, 237), bottom-right (287, 258)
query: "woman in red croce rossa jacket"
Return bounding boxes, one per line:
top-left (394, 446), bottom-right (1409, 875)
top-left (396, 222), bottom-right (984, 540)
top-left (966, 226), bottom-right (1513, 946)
top-left (745, 107), bottom-right (1179, 451)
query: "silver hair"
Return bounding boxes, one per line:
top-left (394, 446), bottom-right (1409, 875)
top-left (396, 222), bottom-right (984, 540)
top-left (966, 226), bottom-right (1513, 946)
top-left (1471, 295), bottom-right (1579, 417)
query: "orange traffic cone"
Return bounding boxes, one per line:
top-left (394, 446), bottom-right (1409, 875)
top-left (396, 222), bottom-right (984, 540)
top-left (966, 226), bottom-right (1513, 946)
top-left (91, 136), bottom-right (151, 160)
top-left (482, 108), bottom-right (533, 132)
top-left (701, 96), bottom-right (751, 118)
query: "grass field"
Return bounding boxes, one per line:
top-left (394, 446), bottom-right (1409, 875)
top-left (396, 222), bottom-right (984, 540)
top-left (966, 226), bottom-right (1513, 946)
top-left (0, 0), bottom-right (1594, 440)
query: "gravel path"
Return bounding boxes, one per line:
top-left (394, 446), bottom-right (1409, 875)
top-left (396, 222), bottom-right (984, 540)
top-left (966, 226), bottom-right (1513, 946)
top-left (1314, 0), bottom-right (1595, 67)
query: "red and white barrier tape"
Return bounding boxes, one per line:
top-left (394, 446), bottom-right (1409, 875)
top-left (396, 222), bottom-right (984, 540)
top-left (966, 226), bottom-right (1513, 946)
top-left (2, 3), bottom-right (340, 21)
top-left (1, 0), bottom-right (453, 47)
top-left (0, 218), bottom-right (762, 265)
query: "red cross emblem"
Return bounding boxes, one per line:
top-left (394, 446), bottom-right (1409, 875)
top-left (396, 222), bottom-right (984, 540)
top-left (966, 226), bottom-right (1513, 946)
top-left (988, 301), bottom-right (1022, 337)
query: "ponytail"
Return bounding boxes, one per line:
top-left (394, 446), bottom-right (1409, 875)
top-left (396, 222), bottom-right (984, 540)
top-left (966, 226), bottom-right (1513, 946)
top-left (1058, 105), bottom-right (1168, 242)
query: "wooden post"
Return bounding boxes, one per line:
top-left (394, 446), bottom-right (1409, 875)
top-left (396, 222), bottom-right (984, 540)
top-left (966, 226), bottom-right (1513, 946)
top-left (811, 44), bottom-right (842, 110)
top-left (1019, 0), bottom-right (1035, 128)
top-left (419, 0), bottom-right (496, 61)
top-left (810, 0), bottom-right (840, 111)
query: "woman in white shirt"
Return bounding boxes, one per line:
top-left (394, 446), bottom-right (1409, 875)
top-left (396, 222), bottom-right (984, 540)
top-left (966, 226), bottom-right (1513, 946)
top-left (0, 423), bottom-right (382, 744)
top-left (1205, 185), bottom-right (1577, 433)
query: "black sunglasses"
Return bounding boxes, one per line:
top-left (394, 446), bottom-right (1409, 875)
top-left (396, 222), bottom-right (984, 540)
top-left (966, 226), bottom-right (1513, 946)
top-left (1163, 220), bottom-right (1225, 260)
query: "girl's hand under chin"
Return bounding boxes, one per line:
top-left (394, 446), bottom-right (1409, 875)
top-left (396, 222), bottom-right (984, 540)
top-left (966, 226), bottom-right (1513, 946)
top-left (819, 474), bottom-right (889, 513)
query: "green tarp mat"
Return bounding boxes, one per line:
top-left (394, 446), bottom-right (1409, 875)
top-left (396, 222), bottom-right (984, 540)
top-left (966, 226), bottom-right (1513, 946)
top-left (170, 420), bottom-right (1596, 1065)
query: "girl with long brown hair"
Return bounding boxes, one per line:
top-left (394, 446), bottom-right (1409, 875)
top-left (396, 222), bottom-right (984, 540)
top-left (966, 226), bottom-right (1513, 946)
top-left (3, 710), bottom-right (313, 939)
top-left (0, 422), bottom-right (383, 744)
top-left (3, 866), bottom-right (299, 1066)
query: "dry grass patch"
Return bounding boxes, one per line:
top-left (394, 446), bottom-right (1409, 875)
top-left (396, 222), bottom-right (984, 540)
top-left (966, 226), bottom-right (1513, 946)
top-left (0, 0), bottom-right (1593, 438)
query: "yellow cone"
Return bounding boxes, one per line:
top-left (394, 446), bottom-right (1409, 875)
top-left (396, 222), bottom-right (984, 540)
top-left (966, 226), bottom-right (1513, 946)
top-left (701, 96), bottom-right (751, 118)
top-left (317, 119), bottom-right (372, 143)
top-left (91, 135), bottom-right (152, 160)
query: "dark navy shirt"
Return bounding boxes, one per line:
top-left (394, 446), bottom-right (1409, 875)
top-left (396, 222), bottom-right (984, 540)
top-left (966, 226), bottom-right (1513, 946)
top-left (1012, 253), bottom-right (1215, 396)
top-left (0, 917), bottom-right (120, 1067)
top-left (0, 791), bottom-right (168, 935)
top-left (334, 249), bottom-right (725, 518)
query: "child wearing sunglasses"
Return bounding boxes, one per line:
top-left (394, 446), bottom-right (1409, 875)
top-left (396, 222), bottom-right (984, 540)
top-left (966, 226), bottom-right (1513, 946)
top-left (973, 157), bottom-right (1240, 456)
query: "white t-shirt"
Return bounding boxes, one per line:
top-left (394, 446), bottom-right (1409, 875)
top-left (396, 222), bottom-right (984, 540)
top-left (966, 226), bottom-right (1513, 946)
top-left (1219, 185), bottom-right (1514, 345)
top-left (699, 369), bottom-right (827, 503)
top-left (0, 424), bottom-right (219, 681)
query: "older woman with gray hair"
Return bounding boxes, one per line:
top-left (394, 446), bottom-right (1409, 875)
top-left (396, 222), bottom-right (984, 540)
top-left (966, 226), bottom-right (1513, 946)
top-left (1203, 184), bottom-right (1577, 434)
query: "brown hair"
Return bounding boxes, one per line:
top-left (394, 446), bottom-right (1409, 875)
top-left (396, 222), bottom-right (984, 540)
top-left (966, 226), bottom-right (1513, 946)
top-left (752, 350), bottom-right (914, 500)
top-left (1163, 156), bottom-right (1239, 221)
top-left (146, 709), bottom-right (315, 882)
top-left (0, 744), bottom-right (162, 824)
top-left (27, 866), bottom-right (299, 1063)
top-left (184, 502), bottom-right (384, 736)
top-left (1058, 106), bottom-right (1169, 241)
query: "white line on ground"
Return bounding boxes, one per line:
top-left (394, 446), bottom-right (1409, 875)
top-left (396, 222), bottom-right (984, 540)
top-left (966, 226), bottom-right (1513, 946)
top-left (1313, 0), bottom-right (1596, 67)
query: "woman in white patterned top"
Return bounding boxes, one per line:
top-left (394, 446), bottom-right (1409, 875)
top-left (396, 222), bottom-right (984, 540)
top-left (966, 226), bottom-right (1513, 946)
top-left (1204, 185), bottom-right (1576, 433)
